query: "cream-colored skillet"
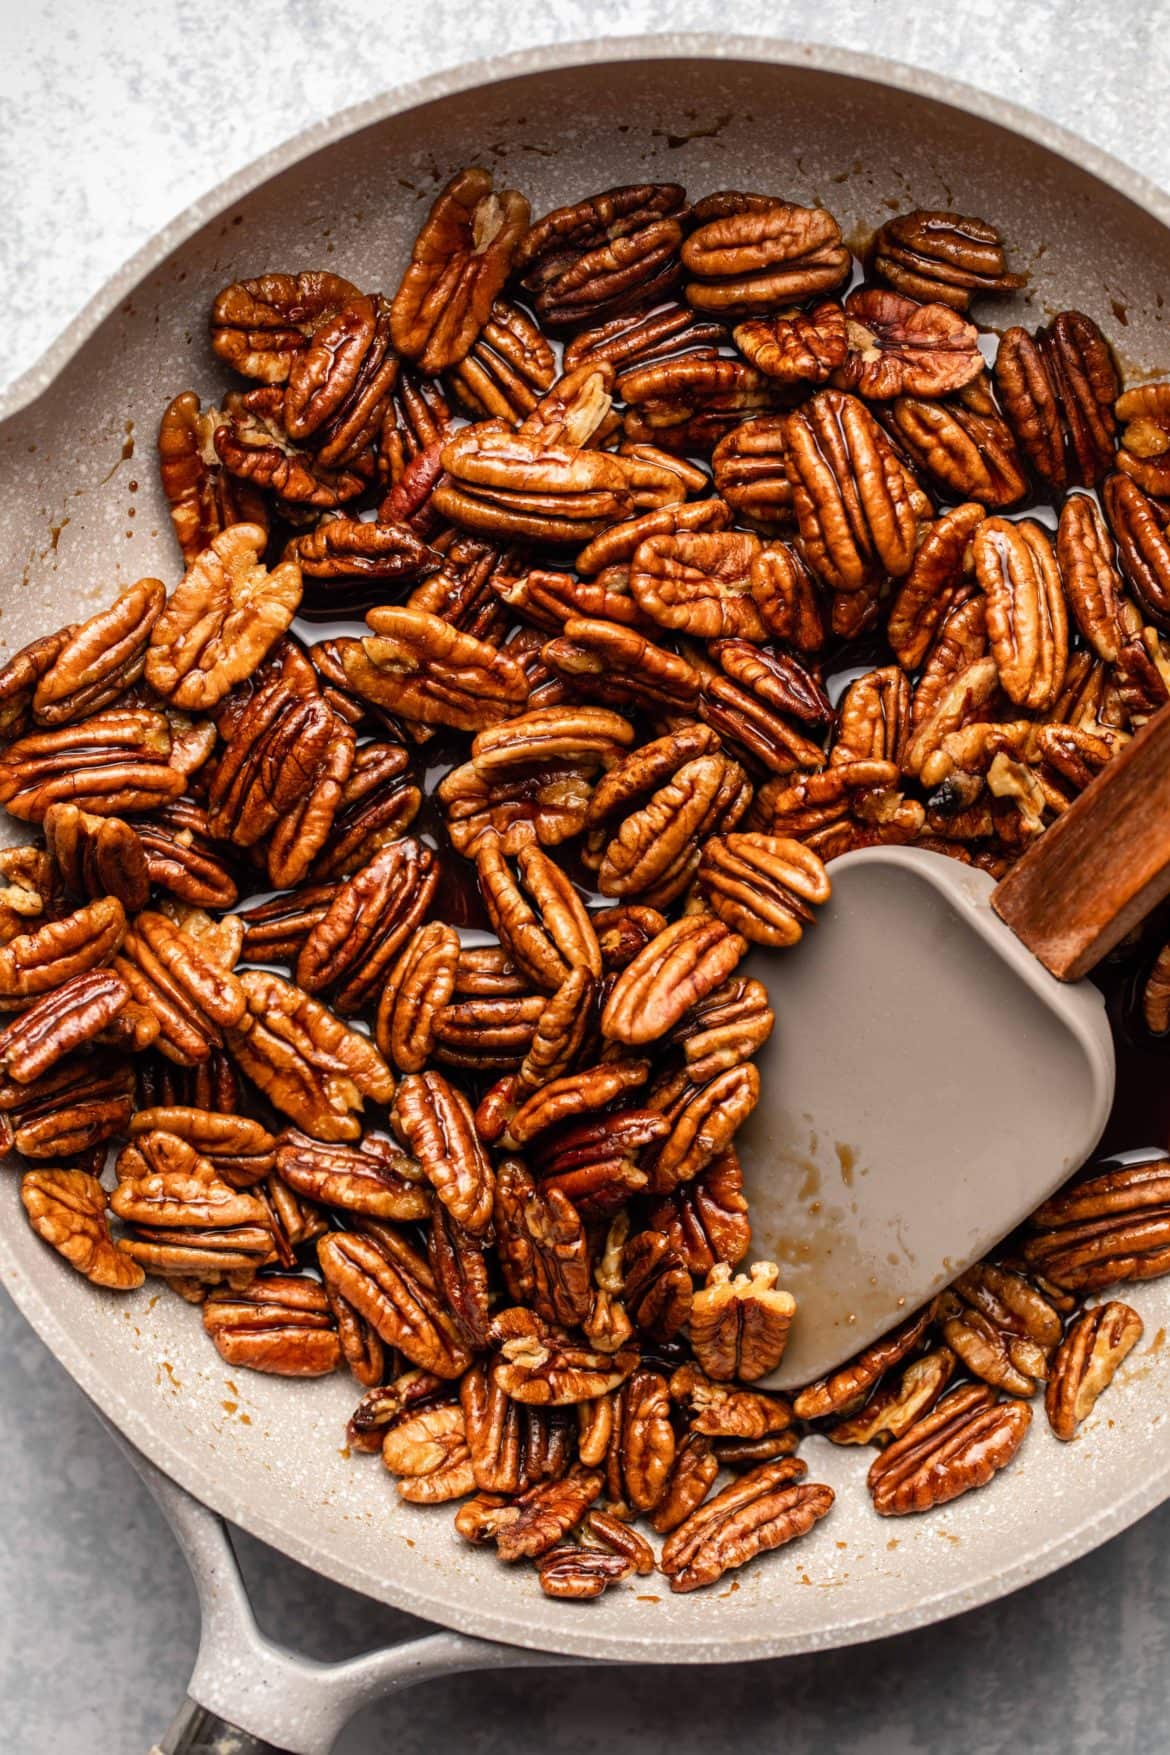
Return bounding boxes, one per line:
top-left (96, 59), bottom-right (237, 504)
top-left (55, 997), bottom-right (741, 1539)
top-left (3, 37), bottom-right (1170, 1755)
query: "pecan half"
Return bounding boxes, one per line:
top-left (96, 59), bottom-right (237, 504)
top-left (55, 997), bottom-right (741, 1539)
top-left (602, 914), bottom-right (747, 1046)
top-left (711, 416), bottom-right (794, 533)
top-left (131, 1107), bottom-right (276, 1188)
top-left (21, 1169), bottom-right (143, 1290)
top-left (494, 1158), bottom-right (591, 1328)
top-left (29, 577), bottom-right (165, 726)
top-left (493, 1316), bottom-right (637, 1406)
top-left (698, 832), bottom-right (830, 947)
top-left (276, 1130), bottom-right (428, 1221)
top-left (1045, 1300), bottom-right (1143, 1440)
top-left (392, 1070), bottom-right (494, 1235)
top-left (1103, 473), bottom-right (1170, 626)
top-left (606, 1366), bottom-right (676, 1513)
top-left (340, 606), bottom-right (529, 731)
top-left (793, 1302), bottom-right (937, 1420)
top-left (871, 210), bottom-right (1024, 310)
top-left (0, 895), bottom-right (124, 1004)
top-left (114, 908), bottom-right (243, 1067)
top-left (646, 1148), bottom-right (752, 1276)
top-left (43, 803), bottom-right (149, 913)
top-left (887, 396), bottom-right (1028, 509)
top-left (828, 1347), bottom-right (957, 1447)
top-left (541, 616), bottom-right (703, 713)
top-left (623, 1229), bottom-right (693, 1341)
top-left (536, 1545), bottom-right (633, 1600)
top-left (375, 921), bottom-right (460, 1073)
top-left (457, 1465), bottom-right (603, 1560)
top-left (629, 531), bottom-right (765, 641)
top-left (0, 709), bottom-right (185, 822)
top-left (973, 516), bottom-right (1069, 711)
top-left (867, 1383), bottom-right (1032, 1515)
top-left (202, 1275), bottom-right (340, 1376)
top-left (210, 270), bottom-right (360, 382)
top-left (994, 311), bottom-right (1119, 492)
top-left (670, 1361), bottom-right (793, 1439)
top-left (1024, 1159), bottom-right (1170, 1291)
top-left (660, 1459), bottom-right (832, 1592)
top-left (381, 1401), bottom-right (475, 1504)
top-left (158, 390), bottom-right (270, 563)
top-left (477, 837), bottom-right (600, 992)
top-left (516, 184), bottom-right (688, 328)
top-left (747, 541), bottom-right (825, 649)
top-left (689, 1261), bottom-right (795, 1382)
top-left (682, 200), bottom-right (850, 313)
top-left (670, 978), bottom-right (773, 1086)
top-left (1056, 493), bottom-right (1127, 662)
top-left (734, 301), bottom-right (847, 384)
top-left (887, 502), bottom-right (984, 670)
top-left (295, 839), bottom-right (437, 1013)
top-left (0, 969), bottom-right (130, 1082)
top-left (317, 1228), bottom-right (472, 1378)
top-left (0, 1055), bottom-right (135, 1159)
top-left (649, 1432), bottom-right (721, 1534)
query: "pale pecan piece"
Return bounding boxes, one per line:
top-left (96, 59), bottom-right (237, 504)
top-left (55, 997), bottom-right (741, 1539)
top-left (1055, 494), bottom-right (1127, 663)
top-left (629, 530), bottom-right (765, 641)
top-left (0, 969), bottom-right (130, 1083)
top-left (130, 1108), bottom-right (276, 1188)
top-left (42, 803), bottom-right (149, 913)
top-left (294, 838), bottom-right (437, 1014)
top-left (339, 605), bottom-right (528, 732)
top-left (0, 895), bottom-right (124, 1004)
top-left (836, 289), bottom-right (983, 400)
top-left (210, 270), bottom-right (360, 382)
top-left (606, 1366), bottom-right (676, 1514)
top-left (973, 516), bottom-right (1069, 710)
top-left (458, 1466), bottom-right (603, 1561)
top-left (698, 832), bottom-right (830, 947)
top-left (226, 970), bottom-right (394, 1143)
top-left (661, 1459), bottom-right (832, 1592)
top-left (734, 301), bottom-right (847, 384)
top-left (375, 921), bottom-right (459, 1073)
top-left (867, 1383), bottom-right (1032, 1515)
top-left (516, 184), bottom-right (688, 328)
top-left (670, 1362), bottom-right (794, 1440)
top-left (871, 210), bottom-right (1024, 310)
top-left (1103, 473), bottom-right (1170, 626)
top-left (1023, 1159), bottom-right (1170, 1291)
top-left (392, 1070), bottom-right (495, 1235)
top-left (0, 708), bottom-right (185, 822)
top-left (994, 311), bottom-right (1119, 492)
top-left (682, 200), bottom-right (850, 313)
top-left (887, 502), bottom-right (984, 670)
top-left (690, 1261), bottom-right (795, 1382)
top-left (711, 416), bottom-right (794, 533)
top-left (390, 168), bottom-right (529, 373)
top-left (0, 1055), bottom-right (135, 1160)
top-left (276, 1130), bottom-right (429, 1222)
top-left (1045, 1300), bottom-right (1144, 1440)
top-left (793, 1302), bottom-right (937, 1420)
top-left (493, 1318), bottom-right (637, 1406)
top-left (828, 1348), bottom-right (957, 1447)
top-left (784, 389), bottom-right (929, 592)
top-left (21, 1169), bottom-right (143, 1291)
top-left (602, 914), bottom-right (747, 1046)
top-left (623, 1229), bottom-right (693, 1341)
top-left (202, 1275), bottom-right (340, 1376)
top-left (381, 1401), bottom-right (475, 1504)
top-left (477, 838), bottom-right (600, 992)
top-left (0, 847), bottom-right (60, 944)
top-left (317, 1228), bottom-right (472, 1378)
top-left (494, 1158), bottom-right (592, 1328)
top-left (31, 577), bottom-right (165, 726)
top-left (646, 1148), bottom-right (752, 1276)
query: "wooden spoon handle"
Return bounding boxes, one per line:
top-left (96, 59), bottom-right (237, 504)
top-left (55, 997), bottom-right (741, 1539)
top-left (992, 700), bottom-right (1170, 980)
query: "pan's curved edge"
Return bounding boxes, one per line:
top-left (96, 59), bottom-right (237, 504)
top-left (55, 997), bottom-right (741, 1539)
top-left (3, 31), bottom-right (1170, 428)
top-left (4, 32), bottom-right (1170, 1663)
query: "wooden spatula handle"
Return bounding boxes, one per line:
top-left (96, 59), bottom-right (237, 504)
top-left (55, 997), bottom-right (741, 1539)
top-left (992, 700), bottom-right (1170, 980)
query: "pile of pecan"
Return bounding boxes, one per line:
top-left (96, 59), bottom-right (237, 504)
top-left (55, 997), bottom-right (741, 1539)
top-left (7, 172), bottom-right (1170, 1602)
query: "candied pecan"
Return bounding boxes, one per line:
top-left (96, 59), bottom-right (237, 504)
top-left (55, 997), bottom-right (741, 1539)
top-left (646, 1062), bottom-right (760, 1195)
top-left (0, 708), bottom-right (185, 822)
top-left (494, 1159), bottom-right (591, 1328)
top-left (0, 631), bottom-right (76, 746)
top-left (0, 1054), bottom-right (135, 1159)
top-left (282, 292), bottom-right (398, 462)
top-left (538, 1545), bottom-right (631, 1601)
top-left (391, 1070), bottom-right (494, 1235)
top-left (742, 545), bottom-right (824, 655)
top-left (698, 832), bottom-right (830, 947)
top-left (112, 907), bottom-right (241, 1068)
top-left (580, 1508), bottom-right (656, 1578)
top-left (339, 606), bottom-right (529, 731)
top-left (214, 388), bottom-right (372, 507)
top-left (1024, 1159), bottom-right (1170, 1291)
top-left (42, 804), bottom-right (149, 913)
top-left (689, 1261), bottom-right (795, 1382)
top-left (390, 168), bottom-right (529, 373)
top-left (276, 1130), bottom-right (428, 1221)
top-left (381, 1401), bottom-right (475, 1504)
top-left (647, 1148), bottom-right (751, 1276)
top-left (941, 1260), bottom-right (1062, 1398)
top-left (439, 757), bottom-right (593, 858)
top-left (348, 1369), bottom-right (448, 1451)
top-left (1114, 381), bottom-right (1170, 496)
top-left (629, 530), bottom-right (765, 641)
top-left (622, 1229), bottom-right (693, 1341)
top-left (0, 969), bottom-right (130, 1083)
top-left (0, 895), bottom-right (124, 1004)
top-left (867, 1383), bottom-right (1032, 1515)
top-left (265, 707), bottom-right (356, 891)
top-left (647, 1432), bottom-right (720, 1535)
top-left (460, 1466), bottom-right (604, 1561)
top-left (208, 648), bottom-right (332, 842)
top-left (832, 666), bottom-right (911, 767)
top-left (871, 210), bottom-right (1024, 310)
top-left (502, 1061), bottom-right (648, 1151)
top-left (135, 799), bottom-right (238, 910)
top-left (375, 921), bottom-right (459, 1073)
top-left (470, 705), bottom-right (634, 777)
top-left (887, 502), bottom-right (984, 669)
top-left (670, 1361), bottom-right (794, 1439)
top-left (432, 992), bottom-right (546, 1073)
top-left (1143, 943), bottom-right (1170, 1035)
top-left (493, 1318), bottom-right (637, 1406)
top-left (541, 616), bottom-right (703, 713)
top-left (516, 184), bottom-right (689, 328)
top-left (444, 298), bottom-right (554, 421)
top-left (426, 1202), bottom-right (491, 1350)
top-left (1045, 1300), bottom-right (1143, 1440)
top-left (606, 1366), bottom-right (676, 1513)
top-left (617, 356), bottom-right (780, 458)
top-left (994, 311), bottom-right (1119, 492)
top-left (28, 577), bottom-right (164, 727)
top-left (202, 1275), bottom-right (340, 1376)
top-left (1102, 473), bottom-right (1170, 625)
top-left (835, 289), bottom-right (983, 400)
top-left (295, 839), bottom-right (437, 1014)
top-left (793, 1302), bottom-right (937, 1420)
top-left (210, 270), bottom-right (360, 382)
top-left (595, 753), bottom-right (751, 905)
top-left (563, 300), bottom-right (726, 376)
top-left (0, 848), bottom-right (60, 946)
top-left (576, 499), bottom-right (732, 580)
top-left (111, 1135), bottom-right (274, 1280)
top-left (670, 978), bottom-right (773, 1086)
top-left (784, 389), bottom-right (928, 593)
top-left (460, 1360), bottom-right (526, 1493)
top-left (317, 1227), bottom-right (472, 1378)
top-left (593, 904), bottom-right (667, 973)
top-left (308, 741), bottom-right (421, 881)
top-left (661, 1458), bottom-right (832, 1592)
top-left (130, 1107), bottom-right (276, 1188)
top-left (158, 389), bottom-right (270, 563)
top-left (477, 838), bottom-right (600, 992)
top-left (682, 200), bottom-right (849, 313)
top-left (734, 301), bottom-right (847, 385)
top-left (713, 638), bottom-right (832, 732)
top-left (829, 1348), bottom-right (957, 1447)
top-left (1053, 494), bottom-right (1126, 662)
top-left (711, 416), bottom-right (794, 533)
top-left (973, 516), bottom-right (1069, 710)
top-left (21, 1168), bottom-right (143, 1291)
top-left (285, 516), bottom-right (436, 585)
top-left (602, 914), bottom-right (747, 1046)
top-left (886, 394), bottom-right (1027, 509)
top-left (226, 969), bottom-right (394, 1143)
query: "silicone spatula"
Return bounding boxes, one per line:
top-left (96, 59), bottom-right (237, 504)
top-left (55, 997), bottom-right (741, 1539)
top-left (739, 701), bottom-right (1170, 1390)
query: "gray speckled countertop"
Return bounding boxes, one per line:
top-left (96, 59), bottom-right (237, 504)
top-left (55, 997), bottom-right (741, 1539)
top-left (3, 3), bottom-right (1170, 1750)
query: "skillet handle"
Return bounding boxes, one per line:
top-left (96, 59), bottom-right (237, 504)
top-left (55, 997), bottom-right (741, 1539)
top-left (108, 1424), bottom-right (582, 1755)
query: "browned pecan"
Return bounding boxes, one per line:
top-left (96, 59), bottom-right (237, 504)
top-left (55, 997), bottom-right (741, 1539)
top-left (492, 1313), bottom-right (638, 1406)
top-left (476, 837), bottom-right (600, 992)
top-left (793, 1302), bottom-right (938, 1420)
top-left (282, 291), bottom-right (397, 462)
top-left (275, 1129), bottom-right (428, 1221)
top-left (42, 804), bottom-right (149, 913)
top-left (493, 1158), bottom-right (591, 1328)
top-left (145, 526), bottom-right (299, 707)
top-left (593, 904), bottom-right (668, 973)
top-left (438, 757), bottom-right (595, 858)
top-left (871, 210), bottom-right (1024, 310)
top-left (158, 391), bottom-right (270, 563)
top-left (941, 1260), bottom-right (1059, 1399)
top-left (1103, 473), bottom-right (1170, 626)
top-left (744, 541), bottom-right (825, 651)
top-left (622, 1229), bottom-right (693, 1341)
top-left (835, 289), bottom-right (983, 401)
top-left (670, 1361), bottom-right (794, 1439)
top-left (202, 1275), bottom-right (340, 1376)
top-left (645, 1062), bottom-right (760, 1194)
top-left (210, 270), bottom-right (360, 382)
top-left (541, 616), bottom-right (703, 713)
top-left (0, 1054), bottom-right (135, 1159)
top-left (0, 848), bottom-right (61, 947)
top-left (828, 1347), bottom-right (957, 1447)
top-left (563, 300), bottom-right (726, 377)
top-left (516, 184), bottom-right (688, 328)
top-left (318, 1226), bottom-right (472, 1378)
top-left (339, 605), bottom-right (529, 731)
top-left (111, 1133), bottom-right (274, 1280)
top-left (1113, 381), bottom-right (1170, 496)
top-left (27, 577), bottom-right (164, 727)
top-left (346, 1369), bottom-right (448, 1452)
top-left (616, 354), bottom-right (781, 456)
top-left (294, 839), bottom-right (437, 1014)
top-left (886, 395), bottom-right (1027, 509)
top-left (647, 1432), bottom-right (720, 1534)
top-left (0, 895), bottom-right (124, 1004)
top-left (213, 387), bottom-right (373, 507)
top-left (1055, 494), bottom-right (1128, 662)
top-left (887, 503), bottom-right (984, 670)
top-left (604, 1366), bottom-right (677, 1514)
top-left (0, 709), bottom-right (185, 822)
top-left (444, 298), bottom-right (556, 421)
top-left (602, 914), bottom-right (747, 1046)
top-left (669, 978), bottom-right (773, 1086)
top-left (0, 631), bottom-right (77, 745)
top-left (374, 922), bottom-right (460, 1073)
top-left (660, 1458), bottom-right (832, 1592)
top-left (682, 200), bottom-right (850, 313)
top-left (460, 1360), bottom-right (525, 1493)
top-left (647, 1148), bottom-right (752, 1276)
top-left (734, 301), bottom-right (847, 384)
top-left (783, 389), bottom-right (929, 593)
top-left (994, 311), bottom-right (1119, 492)
top-left (499, 1060), bottom-right (649, 1152)
top-left (1024, 1159), bottom-right (1170, 1291)
top-left (689, 1261), bottom-right (795, 1382)
top-left (302, 741), bottom-right (420, 881)
top-left (20, 1168), bottom-right (143, 1290)
top-left (710, 646), bottom-right (830, 749)
top-left (535, 1545), bottom-right (631, 1601)
top-left (971, 516), bottom-right (1068, 711)
top-left (867, 1383), bottom-right (1032, 1515)
top-left (457, 1465), bottom-right (603, 1560)
top-left (391, 1070), bottom-right (494, 1235)
top-left (629, 530), bottom-right (765, 641)
top-left (698, 832), bottom-right (830, 947)
top-left (533, 1108), bottom-right (665, 1216)
top-left (432, 991), bottom-right (546, 1074)
top-left (134, 799), bottom-right (238, 910)
top-left (130, 1107), bottom-right (276, 1188)
top-left (594, 752), bottom-right (752, 905)
top-left (380, 1401), bottom-right (475, 1504)
top-left (389, 168), bottom-right (529, 373)
top-left (285, 516), bottom-right (436, 587)
top-left (831, 665), bottom-right (911, 767)
top-left (575, 500), bottom-right (731, 582)
top-left (0, 969), bottom-right (130, 1083)
top-left (711, 416), bottom-right (794, 533)
top-left (226, 969), bottom-right (394, 1143)
top-left (113, 908), bottom-right (243, 1067)
top-left (1045, 1300), bottom-right (1144, 1440)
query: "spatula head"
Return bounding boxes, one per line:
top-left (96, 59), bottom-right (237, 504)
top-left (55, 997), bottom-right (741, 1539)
top-left (738, 846), bottom-right (1115, 1391)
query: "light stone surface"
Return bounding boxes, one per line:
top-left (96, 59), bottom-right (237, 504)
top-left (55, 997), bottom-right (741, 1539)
top-left (2, 1), bottom-right (1170, 1750)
